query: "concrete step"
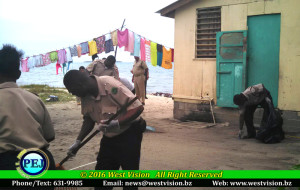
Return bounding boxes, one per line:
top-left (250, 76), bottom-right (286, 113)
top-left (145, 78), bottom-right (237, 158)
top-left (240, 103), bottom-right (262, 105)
top-left (213, 106), bottom-right (300, 134)
top-left (173, 101), bottom-right (300, 134)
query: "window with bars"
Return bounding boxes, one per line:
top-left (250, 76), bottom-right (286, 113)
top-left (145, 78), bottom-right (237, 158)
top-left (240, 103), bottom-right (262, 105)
top-left (196, 7), bottom-right (221, 58)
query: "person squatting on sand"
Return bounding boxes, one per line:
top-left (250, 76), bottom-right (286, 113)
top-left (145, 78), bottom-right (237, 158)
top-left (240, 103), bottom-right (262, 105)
top-left (63, 70), bottom-right (146, 190)
top-left (0, 44), bottom-right (56, 170)
top-left (233, 83), bottom-right (273, 139)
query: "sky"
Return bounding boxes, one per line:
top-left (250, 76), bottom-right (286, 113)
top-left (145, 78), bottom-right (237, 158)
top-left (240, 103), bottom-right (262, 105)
top-left (0, 0), bottom-right (176, 62)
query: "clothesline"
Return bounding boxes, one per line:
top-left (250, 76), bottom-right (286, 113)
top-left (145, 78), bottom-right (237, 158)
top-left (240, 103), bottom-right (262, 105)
top-left (26, 27), bottom-right (173, 59)
top-left (42, 26), bottom-right (124, 57)
top-left (21, 27), bottom-right (174, 73)
top-left (126, 28), bottom-right (173, 49)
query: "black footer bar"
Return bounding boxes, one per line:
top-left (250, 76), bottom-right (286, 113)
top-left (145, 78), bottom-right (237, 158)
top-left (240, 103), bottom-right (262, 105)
top-left (2, 179), bottom-right (299, 188)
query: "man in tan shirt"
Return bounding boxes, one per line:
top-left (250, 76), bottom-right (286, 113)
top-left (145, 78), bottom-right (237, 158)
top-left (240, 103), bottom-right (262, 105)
top-left (0, 44), bottom-right (56, 170)
top-left (63, 70), bottom-right (146, 190)
top-left (131, 56), bottom-right (148, 105)
top-left (86, 55), bottom-right (119, 80)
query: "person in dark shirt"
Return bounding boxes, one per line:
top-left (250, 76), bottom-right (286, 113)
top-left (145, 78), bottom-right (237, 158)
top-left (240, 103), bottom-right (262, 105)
top-left (233, 84), bottom-right (273, 139)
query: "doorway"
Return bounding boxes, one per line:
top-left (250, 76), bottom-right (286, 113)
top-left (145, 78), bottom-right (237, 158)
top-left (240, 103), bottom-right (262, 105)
top-left (247, 14), bottom-right (281, 107)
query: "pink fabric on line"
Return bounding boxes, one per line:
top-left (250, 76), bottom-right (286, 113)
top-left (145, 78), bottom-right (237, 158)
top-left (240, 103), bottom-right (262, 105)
top-left (21, 58), bottom-right (29, 72)
top-left (117, 29), bottom-right (129, 48)
top-left (42, 53), bottom-right (51, 66)
top-left (125, 30), bottom-right (134, 53)
top-left (57, 49), bottom-right (67, 65)
top-left (56, 62), bottom-right (62, 75)
top-left (145, 40), bottom-right (151, 63)
top-left (140, 37), bottom-right (146, 61)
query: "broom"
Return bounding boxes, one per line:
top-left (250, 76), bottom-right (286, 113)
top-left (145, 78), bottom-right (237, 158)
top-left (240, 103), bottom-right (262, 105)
top-left (56, 96), bottom-right (138, 170)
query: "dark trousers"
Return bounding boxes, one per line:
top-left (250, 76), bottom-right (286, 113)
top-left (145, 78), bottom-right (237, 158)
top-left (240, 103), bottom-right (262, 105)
top-left (244, 92), bottom-right (273, 137)
top-left (144, 79), bottom-right (147, 98)
top-left (95, 118), bottom-right (146, 190)
top-left (0, 148), bottom-right (55, 170)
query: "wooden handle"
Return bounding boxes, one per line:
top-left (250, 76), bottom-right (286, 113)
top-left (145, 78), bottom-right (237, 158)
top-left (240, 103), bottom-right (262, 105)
top-left (58, 96), bottom-right (138, 166)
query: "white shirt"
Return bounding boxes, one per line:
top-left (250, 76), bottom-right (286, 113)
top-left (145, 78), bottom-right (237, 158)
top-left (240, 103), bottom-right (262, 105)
top-left (120, 77), bottom-right (134, 91)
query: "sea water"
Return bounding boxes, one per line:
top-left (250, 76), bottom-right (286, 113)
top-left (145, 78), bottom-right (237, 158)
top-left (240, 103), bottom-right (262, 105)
top-left (17, 61), bottom-right (173, 94)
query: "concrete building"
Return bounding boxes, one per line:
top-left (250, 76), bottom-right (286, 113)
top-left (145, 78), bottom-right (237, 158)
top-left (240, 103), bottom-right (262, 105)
top-left (157, 0), bottom-right (300, 129)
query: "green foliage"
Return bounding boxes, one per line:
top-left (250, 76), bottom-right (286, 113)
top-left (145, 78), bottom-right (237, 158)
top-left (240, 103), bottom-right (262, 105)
top-left (292, 164), bottom-right (300, 170)
top-left (20, 84), bottom-right (75, 104)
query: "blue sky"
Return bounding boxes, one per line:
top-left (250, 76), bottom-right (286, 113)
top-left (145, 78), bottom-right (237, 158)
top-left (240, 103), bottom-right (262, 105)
top-left (0, 0), bottom-right (176, 62)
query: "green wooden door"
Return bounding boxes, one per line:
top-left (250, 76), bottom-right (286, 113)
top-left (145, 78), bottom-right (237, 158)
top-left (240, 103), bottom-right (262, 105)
top-left (247, 14), bottom-right (280, 107)
top-left (216, 31), bottom-right (247, 107)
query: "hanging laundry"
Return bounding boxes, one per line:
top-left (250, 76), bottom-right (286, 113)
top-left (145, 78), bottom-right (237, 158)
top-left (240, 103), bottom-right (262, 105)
top-left (157, 44), bottom-right (163, 67)
top-left (21, 58), bottom-right (29, 72)
top-left (34, 55), bottom-right (44, 67)
top-left (42, 53), bottom-right (51, 66)
top-left (77, 45), bottom-right (82, 58)
top-left (133, 33), bottom-right (140, 57)
top-left (125, 30), bottom-right (134, 53)
top-left (150, 42), bottom-right (157, 66)
top-left (162, 46), bottom-right (172, 69)
top-left (62, 63), bottom-right (67, 75)
top-left (27, 56), bottom-right (35, 69)
top-left (69, 45), bottom-right (78, 57)
top-left (65, 48), bottom-right (73, 72)
top-left (67, 61), bottom-right (72, 70)
top-left (39, 55), bottom-right (45, 67)
top-left (105, 33), bottom-right (114, 53)
top-left (32, 56), bottom-right (39, 68)
top-left (105, 33), bottom-right (111, 41)
top-left (65, 48), bottom-right (73, 62)
top-left (111, 30), bottom-right (118, 46)
top-left (56, 61), bottom-right (62, 75)
top-left (140, 37), bottom-right (146, 61)
top-left (88, 40), bottom-right (98, 56)
top-left (57, 49), bottom-right (67, 65)
top-left (95, 36), bottom-right (105, 54)
top-left (145, 40), bottom-right (151, 63)
top-left (32, 55), bottom-right (39, 67)
top-left (20, 28), bottom-right (174, 73)
top-left (105, 41), bottom-right (114, 53)
top-left (49, 51), bottom-right (58, 63)
top-left (117, 29), bottom-right (129, 48)
top-left (80, 42), bottom-right (89, 55)
top-left (171, 48), bottom-right (174, 62)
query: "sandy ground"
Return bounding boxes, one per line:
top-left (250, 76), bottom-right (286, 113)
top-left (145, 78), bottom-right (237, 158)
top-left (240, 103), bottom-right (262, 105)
top-left (47, 95), bottom-right (300, 190)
